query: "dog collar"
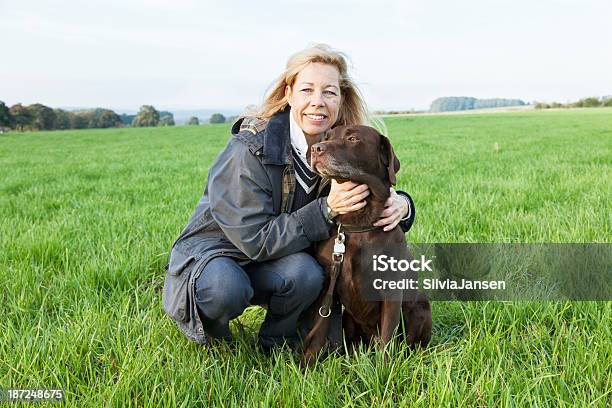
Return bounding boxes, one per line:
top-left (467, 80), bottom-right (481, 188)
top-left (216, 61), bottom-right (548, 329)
top-left (339, 224), bottom-right (383, 233)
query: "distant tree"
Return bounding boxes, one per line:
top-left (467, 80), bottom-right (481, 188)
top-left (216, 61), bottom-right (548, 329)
top-left (474, 98), bottom-right (525, 109)
top-left (119, 113), bottom-right (136, 126)
top-left (28, 103), bottom-right (56, 130)
top-left (9, 104), bottom-right (34, 131)
top-left (534, 102), bottom-right (550, 109)
top-left (603, 98), bottom-right (612, 107)
top-left (53, 108), bottom-right (72, 130)
top-left (0, 101), bottom-right (14, 129)
top-left (430, 97), bottom-right (477, 112)
top-left (159, 114), bottom-right (175, 126)
top-left (187, 116), bottom-right (199, 125)
top-left (209, 113), bottom-right (226, 124)
top-left (158, 111), bottom-right (175, 126)
top-left (132, 105), bottom-right (160, 127)
top-left (431, 97), bottom-right (525, 112)
top-left (580, 97), bottom-right (601, 108)
top-left (70, 111), bottom-right (90, 129)
top-left (87, 108), bottom-right (122, 128)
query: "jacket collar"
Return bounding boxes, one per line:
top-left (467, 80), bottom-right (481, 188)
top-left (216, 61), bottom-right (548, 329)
top-left (262, 107), bottom-right (291, 165)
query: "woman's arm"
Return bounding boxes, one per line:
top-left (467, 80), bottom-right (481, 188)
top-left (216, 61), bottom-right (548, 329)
top-left (208, 138), bottom-right (332, 262)
top-left (395, 190), bottom-right (416, 232)
top-left (373, 189), bottom-right (416, 232)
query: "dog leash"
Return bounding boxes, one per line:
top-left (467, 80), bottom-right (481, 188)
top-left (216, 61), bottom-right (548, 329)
top-left (318, 223), bottom-right (345, 318)
top-left (317, 222), bottom-right (381, 318)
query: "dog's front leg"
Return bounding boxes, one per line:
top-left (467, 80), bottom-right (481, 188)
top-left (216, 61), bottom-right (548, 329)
top-left (379, 300), bottom-right (402, 347)
top-left (402, 293), bottom-right (433, 348)
top-left (302, 314), bottom-right (332, 367)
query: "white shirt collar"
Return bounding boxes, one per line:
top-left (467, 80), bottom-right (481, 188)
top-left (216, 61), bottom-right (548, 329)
top-left (289, 108), bottom-right (310, 165)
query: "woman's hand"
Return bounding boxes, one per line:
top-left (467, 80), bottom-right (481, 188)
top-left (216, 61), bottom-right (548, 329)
top-left (373, 188), bottom-right (409, 232)
top-left (326, 180), bottom-right (370, 214)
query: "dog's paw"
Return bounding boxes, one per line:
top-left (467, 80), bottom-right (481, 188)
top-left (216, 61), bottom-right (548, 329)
top-left (300, 351), bottom-right (317, 369)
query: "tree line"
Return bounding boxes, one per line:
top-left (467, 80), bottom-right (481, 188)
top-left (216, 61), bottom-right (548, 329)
top-left (0, 101), bottom-right (230, 132)
top-left (430, 97), bottom-right (526, 112)
top-left (184, 114), bottom-right (230, 126)
top-left (534, 96), bottom-right (612, 110)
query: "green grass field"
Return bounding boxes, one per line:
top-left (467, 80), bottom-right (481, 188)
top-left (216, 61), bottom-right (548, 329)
top-left (1, 108), bottom-right (610, 406)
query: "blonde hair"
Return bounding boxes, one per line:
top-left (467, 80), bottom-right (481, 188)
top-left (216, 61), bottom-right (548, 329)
top-left (252, 44), bottom-right (385, 132)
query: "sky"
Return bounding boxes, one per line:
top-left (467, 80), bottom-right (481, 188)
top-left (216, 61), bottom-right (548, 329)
top-left (1, 0), bottom-right (611, 112)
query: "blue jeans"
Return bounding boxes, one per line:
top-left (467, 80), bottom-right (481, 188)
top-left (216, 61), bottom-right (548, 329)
top-left (194, 252), bottom-right (327, 349)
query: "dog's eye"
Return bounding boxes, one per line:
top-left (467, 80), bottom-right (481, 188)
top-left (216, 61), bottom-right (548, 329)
top-left (347, 136), bottom-right (358, 142)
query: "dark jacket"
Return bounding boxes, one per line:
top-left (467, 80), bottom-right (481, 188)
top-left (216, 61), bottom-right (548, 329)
top-left (162, 108), bottom-right (415, 344)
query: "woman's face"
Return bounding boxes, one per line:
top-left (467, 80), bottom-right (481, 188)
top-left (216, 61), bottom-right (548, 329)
top-left (285, 62), bottom-right (341, 138)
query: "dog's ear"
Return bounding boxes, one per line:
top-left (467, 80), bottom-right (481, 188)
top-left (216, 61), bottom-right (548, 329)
top-left (380, 134), bottom-right (400, 185)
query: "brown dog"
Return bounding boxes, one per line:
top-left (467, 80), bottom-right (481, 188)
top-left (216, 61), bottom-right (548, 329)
top-left (303, 125), bottom-right (432, 364)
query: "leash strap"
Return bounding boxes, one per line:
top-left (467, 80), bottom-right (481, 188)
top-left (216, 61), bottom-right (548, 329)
top-left (318, 224), bottom-right (345, 318)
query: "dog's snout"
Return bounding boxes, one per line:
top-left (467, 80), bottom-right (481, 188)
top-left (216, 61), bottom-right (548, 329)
top-left (311, 143), bottom-right (327, 155)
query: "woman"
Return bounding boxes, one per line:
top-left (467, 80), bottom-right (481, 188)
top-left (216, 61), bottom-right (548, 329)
top-left (162, 44), bottom-right (415, 351)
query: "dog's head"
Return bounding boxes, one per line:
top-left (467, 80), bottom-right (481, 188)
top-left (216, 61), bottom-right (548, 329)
top-left (309, 125), bottom-right (400, 186)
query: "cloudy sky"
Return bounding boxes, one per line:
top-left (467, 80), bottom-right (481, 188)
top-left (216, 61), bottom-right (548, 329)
top-left (1, 0), bottom-right (611, 112)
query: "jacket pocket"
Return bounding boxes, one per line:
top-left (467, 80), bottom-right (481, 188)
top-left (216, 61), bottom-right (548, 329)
top-left (162, 249), bottom-right (196, 323)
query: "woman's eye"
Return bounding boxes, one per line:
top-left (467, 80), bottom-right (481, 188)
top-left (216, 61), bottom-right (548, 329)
top-left (324, 90), bottom-right (337, 96)
top-left (301, 88), bottom-right (313, 93)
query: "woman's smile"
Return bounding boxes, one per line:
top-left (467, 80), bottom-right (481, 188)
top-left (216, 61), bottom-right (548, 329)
top-left (304, 113), bottom-right (328, 124)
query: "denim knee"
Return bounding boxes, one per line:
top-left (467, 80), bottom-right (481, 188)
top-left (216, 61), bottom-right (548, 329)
top-left (277, 252), bottom-right (325, 306)
top-left (195, 257), bottom-right (253, 321)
